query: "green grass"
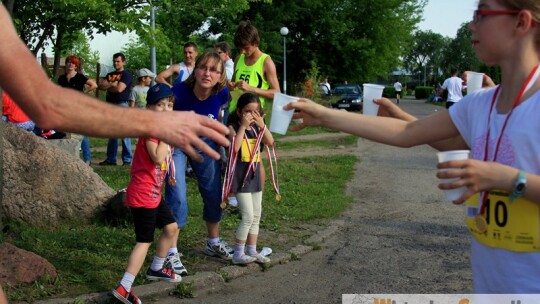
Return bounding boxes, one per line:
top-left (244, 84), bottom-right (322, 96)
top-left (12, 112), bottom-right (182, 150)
top-left (3, 102), bottom-right (359, 302)
top-left (278, 135), bottom-right (358, 150)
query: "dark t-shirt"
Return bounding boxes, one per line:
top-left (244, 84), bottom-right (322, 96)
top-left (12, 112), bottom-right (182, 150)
top-left (172, 82), bottom-right (228, 120)
top-left (230, 124), bottom-right (263, 193)
top-left (104, 70), bottom-right (132, 103)
top-left (58, 73), bottom-right (88, 92)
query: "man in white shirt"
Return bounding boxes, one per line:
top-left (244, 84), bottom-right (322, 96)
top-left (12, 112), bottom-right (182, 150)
top-left (155, 42), bottom-right (198, 87)
top-left (215, 41), bottom-right (234, 81)
top-left (321, 78), bottom-right (331, 95)
top-left (441, 68), bottom-right (464, 109)
top-left (393, 80), bottom-right (402, 104)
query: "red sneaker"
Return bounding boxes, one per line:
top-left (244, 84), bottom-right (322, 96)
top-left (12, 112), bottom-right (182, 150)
top-left (112, 284), bottom-right (142, 304)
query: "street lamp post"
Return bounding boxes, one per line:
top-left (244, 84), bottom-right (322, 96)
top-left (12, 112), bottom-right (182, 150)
top-left (423, 64), bottom-right (427, 86)
top-left (280, 27), bottom-right (289, 94)
top-left (150, 4), bottom-right (156, 85)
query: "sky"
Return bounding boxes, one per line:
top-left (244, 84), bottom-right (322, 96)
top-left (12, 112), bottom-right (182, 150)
top-left (417, 0), bottom-right (477, 38)
top-left (88, 0), bottom-right (476, 63)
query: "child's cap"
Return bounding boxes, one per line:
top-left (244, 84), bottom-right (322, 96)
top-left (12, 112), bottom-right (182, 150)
top-left (147, 83), bottom-right (174, 105)
top-left (137, 68), bottom-right (156, 78)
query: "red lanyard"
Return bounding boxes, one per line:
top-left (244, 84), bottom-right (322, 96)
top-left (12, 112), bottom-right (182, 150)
top-left (479, 65), bottom-right (540, 213)
top-left (221, 125), bottom-right (281, 205)
top-left (167, 146), bottom-right (176, 186)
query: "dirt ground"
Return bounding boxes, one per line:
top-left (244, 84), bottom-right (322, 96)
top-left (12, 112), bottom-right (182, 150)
top-left (147, 100), bottom-right (473, 304)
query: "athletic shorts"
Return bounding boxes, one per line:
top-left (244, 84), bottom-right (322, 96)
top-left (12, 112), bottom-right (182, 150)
top-left (130, 198), bottom-right (176, 243)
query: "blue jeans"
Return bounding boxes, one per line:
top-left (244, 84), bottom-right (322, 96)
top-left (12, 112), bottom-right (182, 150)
top-left (105, 102), bottom-right (132, 164)
top-left (81, 136), bottom-right (91, 162)
top-left (165, 137), bottom-right (222, 228)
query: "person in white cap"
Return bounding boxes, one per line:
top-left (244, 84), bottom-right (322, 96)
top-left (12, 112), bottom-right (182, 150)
top-left (130, 68), bottom-right (156, 108)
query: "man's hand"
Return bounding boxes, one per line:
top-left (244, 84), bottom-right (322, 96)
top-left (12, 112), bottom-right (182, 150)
top-left (155, 111), bottom-right (230, 162)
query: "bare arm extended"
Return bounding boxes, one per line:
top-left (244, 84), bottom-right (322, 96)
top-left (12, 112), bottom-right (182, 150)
top-left (286, 98), bottom-right (460, 148)
top-left (286, 97), bottom-right (540, 205)
top-left (374, 98), bottom-right (468, 151)
top-left (0, 5), bottom-right (228, 162)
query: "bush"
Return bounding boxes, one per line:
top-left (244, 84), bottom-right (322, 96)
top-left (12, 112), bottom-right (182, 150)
top-left (414, 86), bottom-right (433, 99)
top-left (382, 86), bottom-right (394, 98)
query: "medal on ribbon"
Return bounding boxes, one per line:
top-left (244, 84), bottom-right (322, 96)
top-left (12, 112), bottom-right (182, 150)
top-left (167, 146), bottom-right (176, 186)
top-left (474, 214), bottom-right (488, 233)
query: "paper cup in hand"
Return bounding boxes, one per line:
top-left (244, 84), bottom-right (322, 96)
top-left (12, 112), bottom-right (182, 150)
top-left (270, 93), bottom-right (299, 135)
top-left (362, 84), bottom-right (385, 116)
top-left (437, 150), bottom-right (470, 202)
top-left (466, 72), bottom-right (484, 94)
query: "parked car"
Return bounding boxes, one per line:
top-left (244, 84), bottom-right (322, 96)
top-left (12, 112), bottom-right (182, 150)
top-left (331, 84), bottom-right (363, 111)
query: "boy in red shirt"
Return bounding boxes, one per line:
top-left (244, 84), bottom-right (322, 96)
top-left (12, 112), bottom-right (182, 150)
top-left (112, 83), bottom-right (181, 304)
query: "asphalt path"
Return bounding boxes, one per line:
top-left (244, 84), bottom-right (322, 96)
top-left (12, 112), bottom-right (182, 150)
top-left (148, 99), bottom-right (473, 304)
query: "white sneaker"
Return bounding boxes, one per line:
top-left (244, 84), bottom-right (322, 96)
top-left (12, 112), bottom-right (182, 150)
top-left (203, 241), bottom-right (233, 260)
top-left (250, 253), bottom-right (271, 264)
top-left (166, 252), bottom-right (188, 276)
top-left (232, 254), bottom-right (256, 265)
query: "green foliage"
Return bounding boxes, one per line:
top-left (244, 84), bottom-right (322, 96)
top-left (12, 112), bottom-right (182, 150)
top-left (11, 0), bottom-right (150, 75)
top-left (61, 31), bottom-right (100, 79)
top-left (171, 281), bottom-right (196, 298)
top-left (154, 0), bottom-right (255, 64)
top-left (382, 86), bottom-right (395, 98)
top-left (441, 22), bottom-right (478, 74)
top-left (231, 0), bottom-right (425, 86)
top-left (414, 86), bottom-right (432, 99)
top-left (403, 30), bottom-right (450, 85)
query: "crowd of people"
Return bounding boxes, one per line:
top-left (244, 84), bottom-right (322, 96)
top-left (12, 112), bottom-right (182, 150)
top-left (3, 0), bottom-right (540, 302)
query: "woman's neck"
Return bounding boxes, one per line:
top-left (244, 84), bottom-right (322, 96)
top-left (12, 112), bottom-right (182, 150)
top-left (193, 85), bottom-right (212, 101)
top-left (66, 70), bottom-right (77, 77)
top-left (497, 53), bottom-right (540, 112)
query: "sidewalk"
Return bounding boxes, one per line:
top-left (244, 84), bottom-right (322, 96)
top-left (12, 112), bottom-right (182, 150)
top-left (34, 220), bottom-right (345, 304)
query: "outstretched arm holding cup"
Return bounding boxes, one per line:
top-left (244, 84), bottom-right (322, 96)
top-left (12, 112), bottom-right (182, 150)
top-left (283, 97), bottom-right (540, 206)
top-left (374, 98), bottom-right (469, 151)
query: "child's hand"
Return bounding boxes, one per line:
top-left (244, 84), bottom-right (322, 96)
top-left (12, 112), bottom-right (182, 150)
top-left (241, 113), bottom-right (254, 128)
top-left (252, 111), bottom-right (266, 129)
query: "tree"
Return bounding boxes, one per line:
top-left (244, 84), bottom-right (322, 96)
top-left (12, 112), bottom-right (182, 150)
top-left (441, 22), bottom-right (479, 75)
top-left (9, 0), bottom-right (150, 76)
top-left (154, 0), bottom-right (258, 64)
top-left (441, 22), bottom-right (500, 83)
top-left (227, 0), bottom-right (425, 88)
top-left (61, 31), bottom-right (100, 80)
top-left (403, 30), bottom-right (450, 85)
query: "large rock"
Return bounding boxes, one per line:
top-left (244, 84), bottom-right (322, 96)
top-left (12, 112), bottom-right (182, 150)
top-left (2, 123), bottom-right (116, 227)
top-left (0, 242), bottom-right (57, 287)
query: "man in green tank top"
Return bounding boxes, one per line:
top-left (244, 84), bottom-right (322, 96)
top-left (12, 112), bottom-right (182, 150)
top-left (230, 21), bottom-right (281, 112)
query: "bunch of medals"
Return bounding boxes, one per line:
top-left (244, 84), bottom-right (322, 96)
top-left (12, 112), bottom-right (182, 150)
top-left (221, 125), bottom-right (281, 209)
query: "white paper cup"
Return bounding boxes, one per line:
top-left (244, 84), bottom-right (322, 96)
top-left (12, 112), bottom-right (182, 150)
top-left (362, 84), bottom-right (385, 116)
top-left (437, 150), bottom-right (470, 202)
top-left (269, 93), bottom-right (299, 135)
top-left (466, 72), bottom-right (484, 94)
